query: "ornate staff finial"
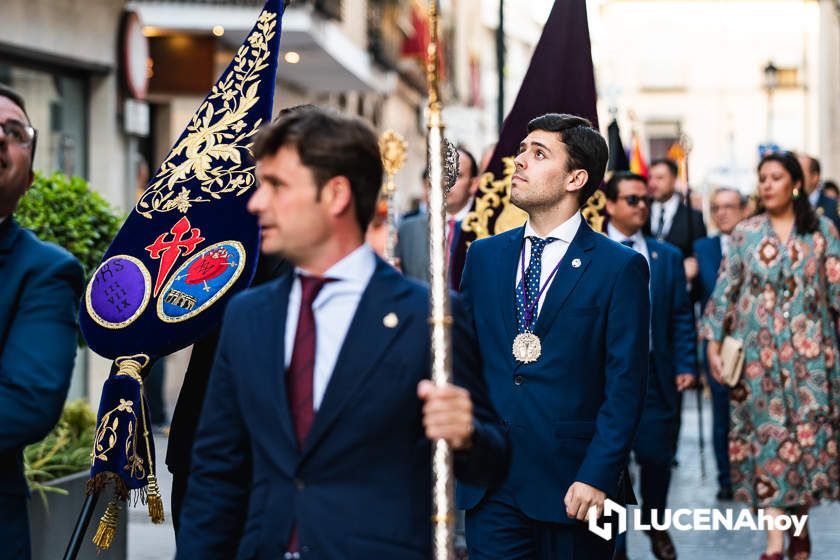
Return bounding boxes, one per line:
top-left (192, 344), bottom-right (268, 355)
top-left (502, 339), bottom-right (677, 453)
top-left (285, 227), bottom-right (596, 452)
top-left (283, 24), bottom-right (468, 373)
top-left (379, 130), bottom-right (407, 265)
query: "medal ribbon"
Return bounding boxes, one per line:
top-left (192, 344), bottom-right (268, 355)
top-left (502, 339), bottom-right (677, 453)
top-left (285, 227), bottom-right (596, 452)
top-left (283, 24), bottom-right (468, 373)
top-left (518, 237), bottom-right (565, 332)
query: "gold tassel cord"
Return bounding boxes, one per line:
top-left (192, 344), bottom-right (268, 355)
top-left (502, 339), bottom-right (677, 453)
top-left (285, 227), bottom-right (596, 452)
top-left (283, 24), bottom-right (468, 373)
top-left (137, 364), bottom-right (165, 524)
top-left (146, 473), bottom-right (165, 524)
top-left (92, 497), bottom-right (121, 551)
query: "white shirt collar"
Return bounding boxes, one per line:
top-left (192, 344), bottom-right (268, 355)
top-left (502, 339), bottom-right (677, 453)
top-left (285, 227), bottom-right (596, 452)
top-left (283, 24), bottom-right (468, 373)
top-left (296, 243), bottom-right (376, 289)
top-left (606, 223), bottom-right (644, 246)
top-left (654, 193), bottom-right (680, 214)
top-left (523, 211), bottom-right (582, 244)
top-left (809, 186), bottom-right (822, 208)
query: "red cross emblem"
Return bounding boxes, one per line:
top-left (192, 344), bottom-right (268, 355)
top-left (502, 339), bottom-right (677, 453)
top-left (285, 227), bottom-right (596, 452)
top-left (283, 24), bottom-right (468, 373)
top-left (145, 216), bottom-right (205, 296)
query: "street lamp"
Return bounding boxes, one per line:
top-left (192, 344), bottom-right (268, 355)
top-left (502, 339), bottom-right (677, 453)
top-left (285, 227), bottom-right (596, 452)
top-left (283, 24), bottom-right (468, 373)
top-left (763, 61), bottom-right (778, 141)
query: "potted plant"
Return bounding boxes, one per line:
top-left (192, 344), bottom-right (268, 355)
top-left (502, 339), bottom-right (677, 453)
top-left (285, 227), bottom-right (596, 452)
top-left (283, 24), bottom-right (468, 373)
top-left (24, 400), bottom-right (127, 559)
top-left (17, 172), bottom-right (125, 559)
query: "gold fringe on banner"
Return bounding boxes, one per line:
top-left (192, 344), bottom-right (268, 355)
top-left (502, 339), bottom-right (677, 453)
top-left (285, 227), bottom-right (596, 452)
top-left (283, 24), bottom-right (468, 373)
top-left (92, 497), bottom-right (121, 551)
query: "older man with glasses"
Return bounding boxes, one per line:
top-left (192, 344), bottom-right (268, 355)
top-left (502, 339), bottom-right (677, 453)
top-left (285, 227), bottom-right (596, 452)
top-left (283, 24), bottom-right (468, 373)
top-left (694, 187), bottom-right (747, 503)
top-left (0, 83), bottom-right (83, 559)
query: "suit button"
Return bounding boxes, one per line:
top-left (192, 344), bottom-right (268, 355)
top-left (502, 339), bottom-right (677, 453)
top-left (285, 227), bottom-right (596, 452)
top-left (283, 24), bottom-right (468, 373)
top-left (514, 375), bottom-right (523, 386)
top-left (294, 478), bottom-right (305, 491)
top-left (301, 545), bottom-right (310, 553)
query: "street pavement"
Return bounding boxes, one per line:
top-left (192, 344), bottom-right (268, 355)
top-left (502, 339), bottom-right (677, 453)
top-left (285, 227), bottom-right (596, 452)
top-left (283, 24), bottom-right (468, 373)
top-left (126, 391), bottom-right (840, 559)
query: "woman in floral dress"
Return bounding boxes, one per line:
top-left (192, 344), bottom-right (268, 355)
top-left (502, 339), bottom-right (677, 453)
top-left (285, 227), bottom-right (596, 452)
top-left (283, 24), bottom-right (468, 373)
top-left (703, 151), bottom-right (840, 560)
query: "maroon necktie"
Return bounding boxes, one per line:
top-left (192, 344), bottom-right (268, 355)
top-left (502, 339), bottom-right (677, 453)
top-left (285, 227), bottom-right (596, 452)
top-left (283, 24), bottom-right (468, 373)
top-left (287, 274), bottom-right (331, 447)
top-left (286, 275), bottom-right (331, 555)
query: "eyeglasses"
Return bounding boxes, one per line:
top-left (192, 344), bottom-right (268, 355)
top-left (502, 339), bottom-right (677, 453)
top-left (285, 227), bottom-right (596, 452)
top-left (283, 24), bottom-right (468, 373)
top-left (618, 194), bottom-right (653, 207)
top-left (0, 119), bottom-right (36, 148)
top-left (711, 203), bottom-right (741, 213)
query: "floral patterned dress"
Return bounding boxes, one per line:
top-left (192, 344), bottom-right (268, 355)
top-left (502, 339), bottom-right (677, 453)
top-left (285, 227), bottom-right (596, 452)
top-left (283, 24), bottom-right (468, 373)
top-left (702, 214), bottom-right (840, 508)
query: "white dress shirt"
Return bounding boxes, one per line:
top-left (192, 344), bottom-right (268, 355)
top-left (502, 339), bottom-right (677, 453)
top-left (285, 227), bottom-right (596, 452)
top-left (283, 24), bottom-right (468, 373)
top-left (650, 194), bottom-right (680, 239)
top-left (720, 233), bottom-right (731, 258)
top-left (809, 187), bottom-right (822, 209)
top-left (516, 211), bottom-right (582, 316)
top-left (284, 243), bottom-right (377, 411)
top-left (606, 223), bottom-right (650, 265)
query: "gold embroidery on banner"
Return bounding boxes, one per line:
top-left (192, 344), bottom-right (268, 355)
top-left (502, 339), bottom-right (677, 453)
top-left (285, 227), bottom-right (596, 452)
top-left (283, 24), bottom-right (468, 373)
top-left (462, 157), bottom-right (527, 241)
top-left (93, 398), bottom-right (145, 481)
top-left (135, 9), bottom-right (277, 219)
top-left (582, 190), bottom-right (606, 233)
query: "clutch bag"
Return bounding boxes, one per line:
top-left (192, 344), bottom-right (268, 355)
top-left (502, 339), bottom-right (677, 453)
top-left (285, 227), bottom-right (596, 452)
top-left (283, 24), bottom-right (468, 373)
top-left (719, 335), bottom-right (745, 388)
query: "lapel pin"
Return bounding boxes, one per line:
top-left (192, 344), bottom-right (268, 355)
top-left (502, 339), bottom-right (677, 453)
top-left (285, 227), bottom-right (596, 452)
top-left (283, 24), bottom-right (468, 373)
top-left (652, 251), bottom-right (658, 260)
top-left (383, 312), bottom-right (399, 328)
top-left (571, 258), bottom-right (582, 269)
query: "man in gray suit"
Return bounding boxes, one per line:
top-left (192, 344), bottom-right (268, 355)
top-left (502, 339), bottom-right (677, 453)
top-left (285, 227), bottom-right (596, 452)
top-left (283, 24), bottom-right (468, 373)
top-left (396, 146), bottom-right (478, 285)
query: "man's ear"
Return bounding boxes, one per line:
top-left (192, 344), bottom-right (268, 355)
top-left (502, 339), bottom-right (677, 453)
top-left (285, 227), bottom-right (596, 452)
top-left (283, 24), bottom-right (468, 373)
top-left (323, 175), bottom-right (353, 217)
top-left (566, 169), bottom-right (588, 194)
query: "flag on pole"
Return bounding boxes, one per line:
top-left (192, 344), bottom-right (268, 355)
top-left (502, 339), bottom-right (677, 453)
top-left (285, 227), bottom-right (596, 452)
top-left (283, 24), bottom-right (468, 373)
top-left (607, 118), bottom-right (630, 173)
top-left (629, 130), bottom-right (648, 178)
top-left (79, 0), bottom-right (284, 550)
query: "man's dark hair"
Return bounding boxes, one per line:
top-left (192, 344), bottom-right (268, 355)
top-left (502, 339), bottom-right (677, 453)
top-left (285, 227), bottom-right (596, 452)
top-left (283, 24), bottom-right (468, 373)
top-left (0, 83), bottom-right (37, 163)
top-left (605, 171), bottom-right (647, 201)
top-left (802, 154), bottom-right (821, 176)
top-left (457, 145), bottom-right (478, 178)
top-left (253, 108), bottom-right (383, 232)
top-left (650, 158), bottom-right (678, 177)
top-left (526, 113), bottom-right (608, 206)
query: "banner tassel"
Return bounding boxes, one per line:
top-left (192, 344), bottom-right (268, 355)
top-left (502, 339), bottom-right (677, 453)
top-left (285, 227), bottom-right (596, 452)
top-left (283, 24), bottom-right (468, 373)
top-left (92, 496), bottom-right (120, 551)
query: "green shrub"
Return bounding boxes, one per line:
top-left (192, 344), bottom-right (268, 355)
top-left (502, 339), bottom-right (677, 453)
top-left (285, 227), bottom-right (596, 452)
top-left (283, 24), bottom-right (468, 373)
top-left (15, 171), bottom-right (123, 280)
top-left (24, 399), bottom-right (96, 506)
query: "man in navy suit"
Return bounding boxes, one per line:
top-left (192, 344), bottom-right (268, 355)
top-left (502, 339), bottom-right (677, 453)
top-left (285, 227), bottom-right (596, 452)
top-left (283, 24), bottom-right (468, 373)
top-left (606, 172), bottom-right (696, 560)
top-left (798, 153), bottom-right (840, 230)
top-left (694, 187), bottom-right (746, 502)
top-left (458, 114), bottom-right (650, 559)
top-left (176, 108), bottom-right (507, 559)
top-left (0, 85), bottom-right (83, 559)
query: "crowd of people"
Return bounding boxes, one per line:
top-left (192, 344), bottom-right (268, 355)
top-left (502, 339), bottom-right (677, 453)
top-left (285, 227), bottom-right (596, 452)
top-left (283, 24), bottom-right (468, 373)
top-left (3, 74), bottom-right (840, 560)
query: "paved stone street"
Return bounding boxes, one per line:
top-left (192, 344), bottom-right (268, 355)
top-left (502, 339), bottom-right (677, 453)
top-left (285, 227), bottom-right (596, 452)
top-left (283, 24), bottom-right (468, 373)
top-left (625, 390), bottom-right (840, 559)
top-left (126, 391), bottom-right (840, 559)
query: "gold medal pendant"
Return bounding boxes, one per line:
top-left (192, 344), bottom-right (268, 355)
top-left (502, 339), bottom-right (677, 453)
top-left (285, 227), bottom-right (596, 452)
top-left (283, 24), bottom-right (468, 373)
top-left (512, 331), bottom-right (542, 364)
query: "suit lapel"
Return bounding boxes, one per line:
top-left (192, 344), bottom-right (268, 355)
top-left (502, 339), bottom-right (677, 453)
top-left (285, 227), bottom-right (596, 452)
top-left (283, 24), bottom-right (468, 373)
top-left (532, 221), bottom-right (596, 341)
top-left (302, 259), bottom-right (412, 458)
top-left (713, 236), bottom-right (723, 268)
top-left (646, 238), bottom-right (665, 300)
top-left (0, 218), bottom-right (21, 269)
top-left (499, 227), bottom-right (525, 348)
top-left (261, 274), bottom-right (297, 448)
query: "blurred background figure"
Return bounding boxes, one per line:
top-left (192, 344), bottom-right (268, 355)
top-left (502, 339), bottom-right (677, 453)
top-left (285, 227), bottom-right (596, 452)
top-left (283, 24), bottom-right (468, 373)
top-left (798, 153), bottom-right (840, 230)
top-left (694, 187), bottom-right (748, 502)
top-left (703, 151), bottom-right (840, 560)
top-left (823, 180), bottom-right (839, 200)
top-left (364, 195), bottom-right (390, 260)
top-left (396, 146), bottom-right (478, 287)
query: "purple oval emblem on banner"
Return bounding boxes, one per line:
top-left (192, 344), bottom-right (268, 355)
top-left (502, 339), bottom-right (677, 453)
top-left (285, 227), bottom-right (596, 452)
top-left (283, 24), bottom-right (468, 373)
top-left (86, 255), bottom-right (152, 329)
